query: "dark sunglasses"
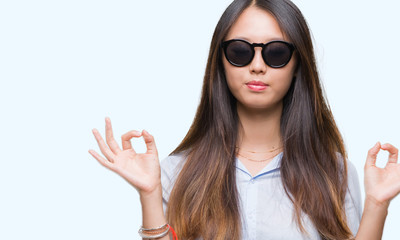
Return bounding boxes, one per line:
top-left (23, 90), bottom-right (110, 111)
top-left (221, 39), bottom-right (295, 68)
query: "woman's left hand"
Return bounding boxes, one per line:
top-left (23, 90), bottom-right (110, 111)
top-left (364, 142), bottom-right (400, 205)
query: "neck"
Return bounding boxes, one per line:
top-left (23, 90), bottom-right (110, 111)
top-left (236, 102), bottom-right (283, 152)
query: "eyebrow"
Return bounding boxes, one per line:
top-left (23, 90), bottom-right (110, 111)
top-left (230, 36), bottom-right (286, 42)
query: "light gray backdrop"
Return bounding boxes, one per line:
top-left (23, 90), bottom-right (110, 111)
top-left (1, 0), bottom-right (399, 239)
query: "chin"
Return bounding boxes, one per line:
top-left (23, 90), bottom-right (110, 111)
top-left (238, 100), bottom-right (282, 112)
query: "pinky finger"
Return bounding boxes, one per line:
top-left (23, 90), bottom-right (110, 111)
top-left (89, 149), bottom-right (115, 171)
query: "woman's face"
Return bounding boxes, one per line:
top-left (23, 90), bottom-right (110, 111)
top-left (223, 6), bottom-right (297, 111)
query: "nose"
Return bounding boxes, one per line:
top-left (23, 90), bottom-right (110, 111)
top-left (249, 48), bottom-right (267, 74)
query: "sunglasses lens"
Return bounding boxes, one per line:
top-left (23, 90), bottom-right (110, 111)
top-left (263, 42), bottom-right (292, 68)
top-left (225, 41), bottom-right (253, 66)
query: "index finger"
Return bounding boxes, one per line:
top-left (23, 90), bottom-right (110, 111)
top-left (142, 130), bottom-right (158, 155)
top-left (365, 142), bottom-right (381, 168)
top-left (381, 143), bottom-right (399, 164)
top-left (121, 130), bottom-right (142, 151)
top-left (105, 117), bottom-right (122, 154)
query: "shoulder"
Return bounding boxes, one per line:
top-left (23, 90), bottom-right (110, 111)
top-left (336, 153), bottom-right (361, 202)
top-left (340, 155), bottom-right (363, 235)
top-left (160, 151), bottom-right (188, 210)
top-left (337, 153), bottom-right (360, 195)
top-left (160, 152), bottom-right (188, 194)
top-left (160, 151), bottom-right (188, 177)
top-left (336, 152), bottom-right (359, 184)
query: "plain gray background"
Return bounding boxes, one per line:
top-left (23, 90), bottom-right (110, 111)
top-left (1, 0), bottom-right (399, 239)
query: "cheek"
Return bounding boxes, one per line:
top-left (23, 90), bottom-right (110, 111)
top-left (279, 71), bottom-right (295, 88)
top-left (267, 67), bottom-right (296, 100)
top-left (223, 61), bottom-right (244, 90)
top-left (280, 76), bottom-right (294, 97)
top-left (279, 73), bottom-right (295, 93)
top-left (276, 60), bottom-right (297, 93)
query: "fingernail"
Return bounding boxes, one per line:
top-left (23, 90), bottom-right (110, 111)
top-left (143, 129), bottom-right (148, 135)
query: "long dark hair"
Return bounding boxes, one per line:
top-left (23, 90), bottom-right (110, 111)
top-left (168, 0), bottom-right (352, 239)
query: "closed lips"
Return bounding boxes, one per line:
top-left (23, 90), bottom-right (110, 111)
top-left (246, 81), bottom-right (268, 91)
top-left (246, 81), bottom-right (267, 86)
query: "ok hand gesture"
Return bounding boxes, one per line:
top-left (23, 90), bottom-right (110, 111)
top-left (89, 117), bottom-right (161, 195)
top-left (364, 142), bottom-right (400, 204)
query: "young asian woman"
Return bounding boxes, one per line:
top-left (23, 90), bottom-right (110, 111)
top-left (89, 0), bottom-right (400, 239)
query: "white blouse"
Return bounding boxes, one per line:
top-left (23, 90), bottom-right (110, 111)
top-left (160, 152), bottom-right (362, 240)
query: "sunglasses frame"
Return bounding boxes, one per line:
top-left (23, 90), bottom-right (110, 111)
top-left (221, 39), bottom-right (296, 68)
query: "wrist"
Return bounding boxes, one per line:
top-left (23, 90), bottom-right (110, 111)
top-left (364, 195), bottom-right (390, 214)
top-left (139, 184), bottom-right (167, 231)
top-left (140, 184), bottom-right (163, 202)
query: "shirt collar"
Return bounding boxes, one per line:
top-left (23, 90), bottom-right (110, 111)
top-left (235, 152), bottom-right (283, 179)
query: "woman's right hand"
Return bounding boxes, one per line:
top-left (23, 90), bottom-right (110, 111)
top-left (88, 117), bottom-right (161, 196)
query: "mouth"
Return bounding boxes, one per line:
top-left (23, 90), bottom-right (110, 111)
top-left (246, 80), bottom-right (268, 91)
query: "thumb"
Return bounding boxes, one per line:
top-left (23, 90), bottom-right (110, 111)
top-left (365, 142), bottom-right (381, 168)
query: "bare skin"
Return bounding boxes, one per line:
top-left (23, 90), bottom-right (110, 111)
top-left (89, 117), bottom-right (170, 240)
top-left (355, 142), bottom-right (400, 240)
top-left (235, 101), bottom-right (283, 176)
top-left (222, 7), bottom-right (295, 176)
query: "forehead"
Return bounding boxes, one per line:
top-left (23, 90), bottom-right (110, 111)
top-left (225, 6), bottom-right (287, 42)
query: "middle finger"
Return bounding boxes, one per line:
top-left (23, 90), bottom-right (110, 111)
top-left (105, 117), bottom-right (122, 154)
top-left (92, 128), bottom-right (116, 163)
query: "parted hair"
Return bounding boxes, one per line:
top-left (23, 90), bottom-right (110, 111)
top-left (167, 0), bottom-right (353, 239)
